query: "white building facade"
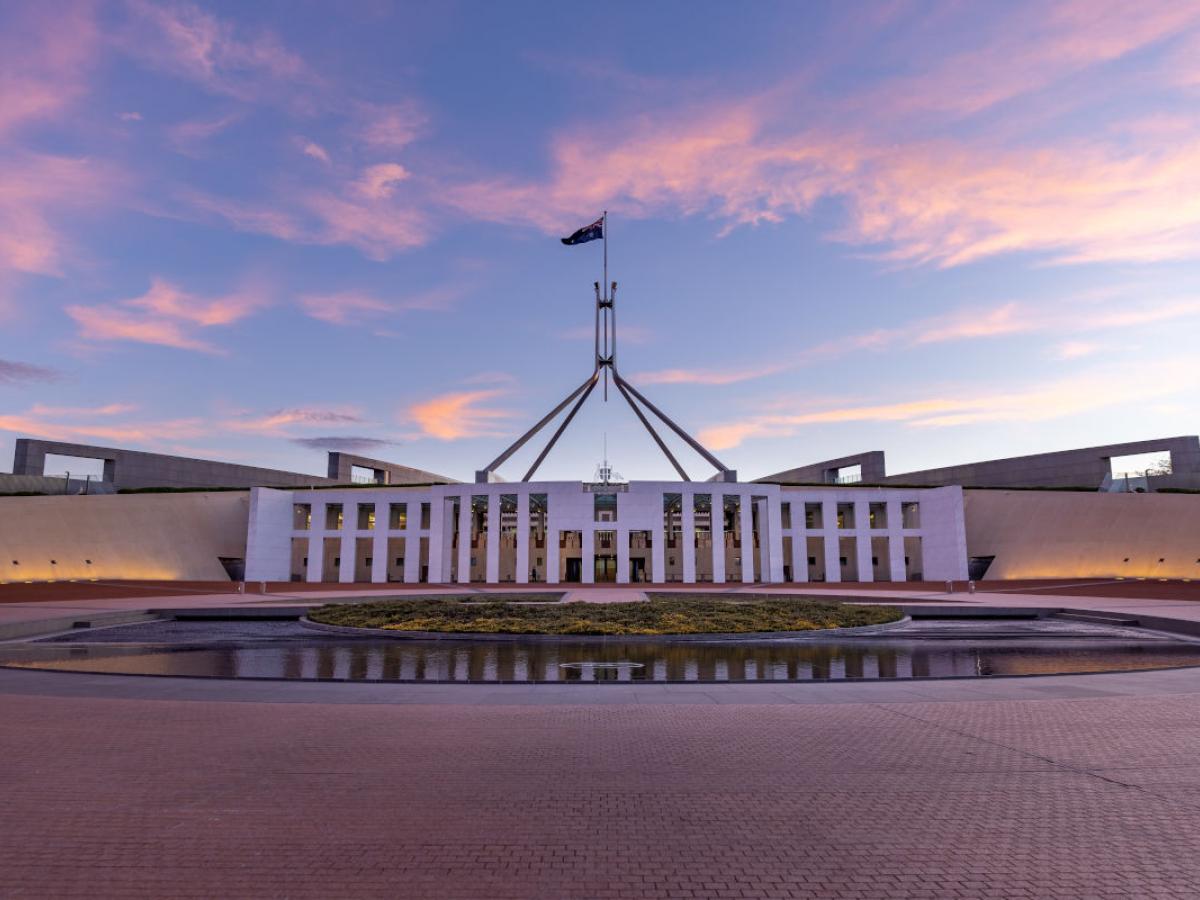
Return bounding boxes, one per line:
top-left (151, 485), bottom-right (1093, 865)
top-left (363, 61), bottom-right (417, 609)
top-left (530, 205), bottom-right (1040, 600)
top-left (245, 481), bottom-right (967, 585)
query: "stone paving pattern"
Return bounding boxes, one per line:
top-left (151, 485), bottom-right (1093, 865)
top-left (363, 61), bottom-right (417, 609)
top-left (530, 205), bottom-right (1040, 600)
top-left (5, 682), bottom-right (1200, 898)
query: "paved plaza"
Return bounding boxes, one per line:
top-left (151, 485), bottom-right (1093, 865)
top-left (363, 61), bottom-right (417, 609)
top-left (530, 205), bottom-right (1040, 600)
top-left (4, 582), bottom-right (1200, 897)
top-left (3, 667), bottom-right (1200, 897)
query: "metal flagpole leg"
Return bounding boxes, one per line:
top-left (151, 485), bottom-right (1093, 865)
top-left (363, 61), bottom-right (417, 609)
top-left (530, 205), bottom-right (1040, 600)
top-left (614, 372), bottom-right (734, 477)
top-left (523, 374), bottom-right (600, 481)
top-left (614, 379), bottom-right (691, 481)
top-left (478, 372), bottom-right (597, 479)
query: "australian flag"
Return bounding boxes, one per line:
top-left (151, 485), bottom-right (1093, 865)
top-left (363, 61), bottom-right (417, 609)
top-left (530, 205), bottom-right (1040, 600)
top-left (561, 217), bottom-right (603, 245)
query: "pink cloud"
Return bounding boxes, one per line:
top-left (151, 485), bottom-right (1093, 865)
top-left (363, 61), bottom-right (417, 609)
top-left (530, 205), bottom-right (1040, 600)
top-left (632, 293), bottom-right (1200, 388)
top-left (186, 180), bottom-right (431, 259)
top-left (443, 4), bottom-right (1200, 269)
top-left (859, 1), bottom-right (1200, 120)
top-left (352, 163), bottom-right (410, 200)
top-left (699, 356), bottom-right (1200, 450)
top-left (226, 406), bottom-right (366, 436)
top-left (66, 277), bottom-right (270, 353)
top-left (120, 0), bottom-right (310, 102)
top-left (299, 139), bottom-right (331, 164)
top-left (408, 389), bottom-right (514, 440)
top-left (300, 285), bottom-right (463, 326)
top-left (0, 408), bottom-right (207, 445)
top-left (0, 153), bottom-right (122, 278)
top-left (356, 101), bottom-right (427, 149)
top-left (167, 112), bottom-right (241, 154)
top-left (0, 3), bottom-right (98, 137)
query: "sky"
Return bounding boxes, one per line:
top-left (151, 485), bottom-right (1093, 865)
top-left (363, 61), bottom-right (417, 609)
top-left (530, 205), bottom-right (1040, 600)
top-left (2, 0), bottom-right (1200, 484)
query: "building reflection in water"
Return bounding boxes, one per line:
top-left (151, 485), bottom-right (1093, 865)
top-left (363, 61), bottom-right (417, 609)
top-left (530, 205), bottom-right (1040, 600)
top-left (10, 638), bottom-right (1200, 683)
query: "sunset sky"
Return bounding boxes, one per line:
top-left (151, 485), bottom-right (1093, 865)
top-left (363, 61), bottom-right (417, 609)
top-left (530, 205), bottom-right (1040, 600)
top-left (3, 1), bottom-right (1200, 482)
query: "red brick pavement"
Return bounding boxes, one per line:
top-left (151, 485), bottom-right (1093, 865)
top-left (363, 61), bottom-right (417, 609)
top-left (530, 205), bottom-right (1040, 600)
top-left (4, 691), bottom-right (1200, 898)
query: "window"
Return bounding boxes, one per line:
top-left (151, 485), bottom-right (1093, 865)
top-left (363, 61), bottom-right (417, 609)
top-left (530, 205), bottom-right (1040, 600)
top-left (663, 493), bottom-right (682, 548)
top-left (293, 503), bottom-right (312, 531)
top-left (901, 502), bottom-right (920, 529)
top-left (836, 502), bottom-right (855, 529)
top-left (781, 502), bottom-right (792, 529)
top-left (420, 502), bottom-right (431, 529)
top-left (357, 503), bottom-right (375, 530)
top-left (828, 464), bottom-right (862, 485)
top-left (350, 464), bottom-right (381, 484)
top-left (594, 492), bottom-right (617, 522)
top-left (388, 503), bottom-right (407, 529)
top-left (804, 502), bottom-right (823, 529)
top-left (869, 502), bottom-right (887, 529)
top-left (1110, 450), bottom-right (1172, 479)
top-left (324, 503), bottom-right (343, 530)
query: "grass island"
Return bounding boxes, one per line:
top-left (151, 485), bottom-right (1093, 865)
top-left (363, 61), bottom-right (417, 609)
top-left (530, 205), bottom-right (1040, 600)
top-left (306, 595), bottom-right (903, 636)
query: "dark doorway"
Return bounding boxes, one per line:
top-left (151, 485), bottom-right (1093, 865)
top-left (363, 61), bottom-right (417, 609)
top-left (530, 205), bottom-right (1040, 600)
top-left (629, 558), bottom-right (646, 583)
top-left (565, 558), bottom-right (583, 582)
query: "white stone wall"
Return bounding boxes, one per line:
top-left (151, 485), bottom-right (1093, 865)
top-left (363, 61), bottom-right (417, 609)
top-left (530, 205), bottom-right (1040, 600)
top-left (244, 481), bottom-right (968, 584)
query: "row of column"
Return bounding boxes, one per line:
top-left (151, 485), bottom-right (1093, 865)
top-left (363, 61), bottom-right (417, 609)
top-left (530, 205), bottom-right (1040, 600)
top-left (780, 498), bottom-right (918, 583)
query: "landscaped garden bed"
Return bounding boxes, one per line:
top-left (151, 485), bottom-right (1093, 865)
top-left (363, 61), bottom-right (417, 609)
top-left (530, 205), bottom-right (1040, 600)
top-left (306, 595), bottom-right (902, 636)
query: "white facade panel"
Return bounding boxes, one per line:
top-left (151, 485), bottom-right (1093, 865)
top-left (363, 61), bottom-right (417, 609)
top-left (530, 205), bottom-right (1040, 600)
top-left (244, 481), bottom-right (968, 585)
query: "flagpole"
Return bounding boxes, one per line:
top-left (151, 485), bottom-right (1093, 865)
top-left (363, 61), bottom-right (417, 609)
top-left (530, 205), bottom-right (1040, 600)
top-left (603, 209), bottom-right (608, 400)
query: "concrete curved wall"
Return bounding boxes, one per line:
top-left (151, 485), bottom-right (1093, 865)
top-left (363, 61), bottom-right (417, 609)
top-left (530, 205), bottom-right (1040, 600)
top-left (964, 489), bottom-right (1200, 579)
top-left (0, 491), bottom-right (249, 583)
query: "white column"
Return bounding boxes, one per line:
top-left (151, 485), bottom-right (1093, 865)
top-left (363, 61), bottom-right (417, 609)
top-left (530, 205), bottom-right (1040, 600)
top-left (338, 531), bottom-right (355, 583)
top-left (764, 496), bottom-right (785, 583)
top-left (791, 526), bottom-right (808, 583)
top-left (616, 527), bottom-right (630, 584)
top-left (457, 496), bottom-right (471, 584)
top-left (582, 525), bottom-right (595, 584)
top-left (682, 491), bottom-right (696, 583)
top-left (887, 499), bottom-right (906, 582)
top-left (515, 493), bottom-right (530, 585)
top-left (404, 502), bottom-right (422, 583)
top-left (711, 493), bottom-right (726, 584)
top-left (740, 494), bottom-right (755, 584)
top-left (429, 498), bottom-right (446, 583)
top-left (546, 512), bottom-right (560, 585)
top-left (652, 503), bottom-right (666, 585)
top-left (371, 501), bottom-right (388, 583)
top-left (823, 499), bottom-right (841, 583)
top-left (854, 500), bottom-right (872, 583)
top-left (485, 493), bottom-right (499, 583)
top-left (305, 531), bottom-right (322, 583)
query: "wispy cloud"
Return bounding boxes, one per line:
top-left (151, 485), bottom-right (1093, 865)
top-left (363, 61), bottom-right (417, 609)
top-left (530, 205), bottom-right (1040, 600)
top-left (119, 0), bottom-right (311, 102)
top-left (299, 285), bottom-right (463, 327)
top-left (407, 389), bottom-right (514, 440)
top-left (0, 153), bottom-right (122, 278)
top-left (352, 163), bottom-right (410, 200)
top-left (28, 403), bottom-right (135, 417)
top-left (444, 4), bottom-right (1200, 269)
top-left (0, 2), bottom-right (98, 137)
top-left (0, 407), bottom-right (207, 445)
top-left (226, 406), bottom-right (366, 436)
top-left (298, 138), bottom-right (331, 164)
top-left (356, 101), bottom-right (427, 150)
top-left (0, 359), bottom-right (62, 386)
top-left (167, 112), bottom-right (241, 154)
top-left (632, 293), bottom-right (1200, 387)
top-left (66, 277), bottom-right (270, 353)
top-left (699, 356), bottom-right (1200, 450)
top-left (289, 435), bottom-right (397, 453)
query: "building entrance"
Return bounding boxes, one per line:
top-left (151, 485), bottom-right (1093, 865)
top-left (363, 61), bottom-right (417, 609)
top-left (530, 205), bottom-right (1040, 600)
top-left (594, 555), bottom-right (617, 583)
top-left (565, 558), bottom-right (583, 582)
top-left (629, 557), bottom-right (647, 583)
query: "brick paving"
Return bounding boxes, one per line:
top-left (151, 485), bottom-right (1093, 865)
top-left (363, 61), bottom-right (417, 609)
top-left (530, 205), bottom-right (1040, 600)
top-left (4, 684), bottom-right (1200, 897)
